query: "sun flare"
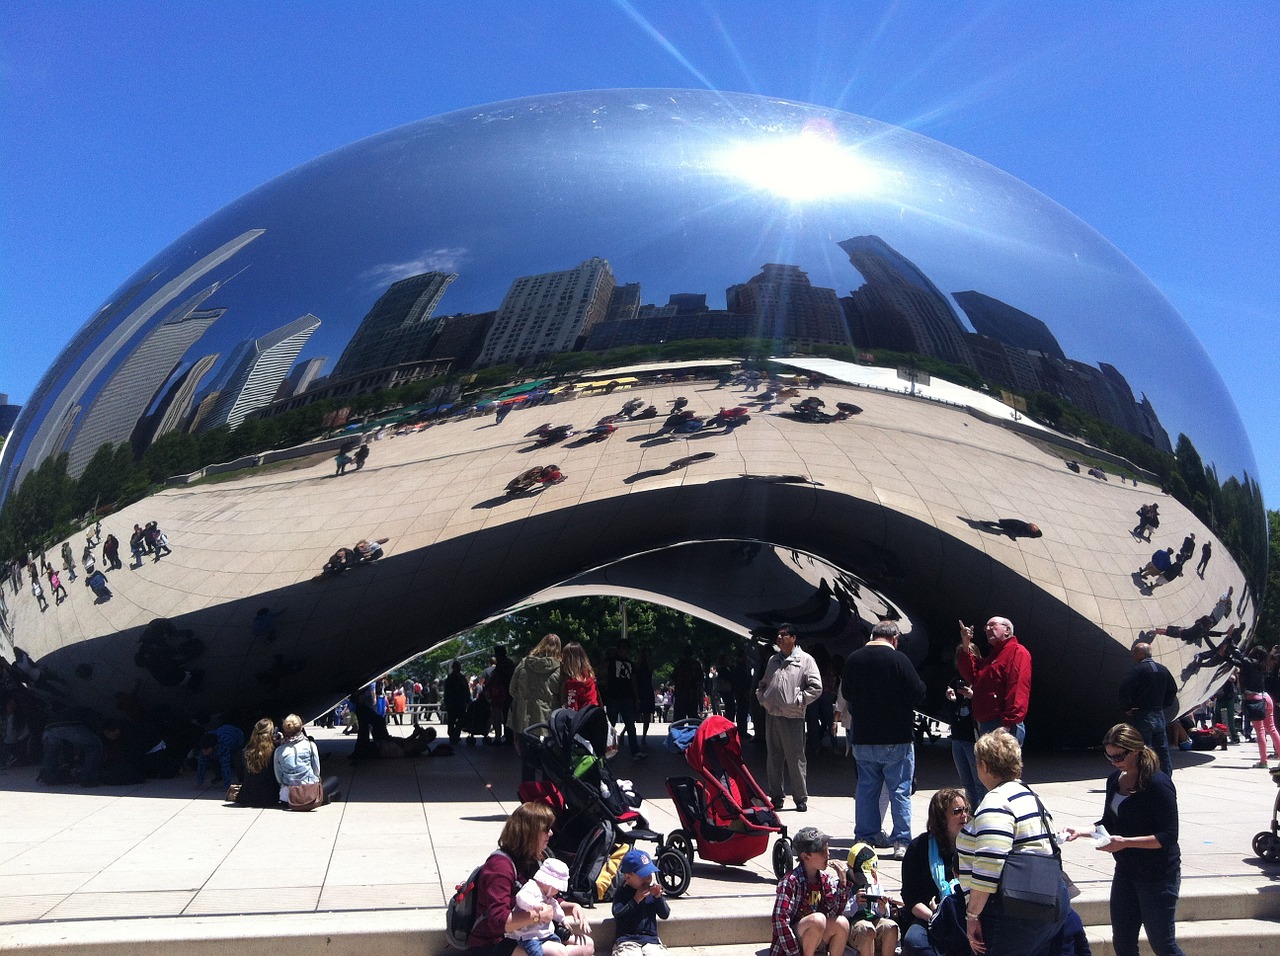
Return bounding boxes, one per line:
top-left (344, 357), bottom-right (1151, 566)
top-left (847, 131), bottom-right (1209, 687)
top-left (715, 125), bottom-right (882, 201)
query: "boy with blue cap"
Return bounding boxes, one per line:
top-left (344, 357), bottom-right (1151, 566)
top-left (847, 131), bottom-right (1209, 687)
top-left (611, 848), bottom-right (670, 956)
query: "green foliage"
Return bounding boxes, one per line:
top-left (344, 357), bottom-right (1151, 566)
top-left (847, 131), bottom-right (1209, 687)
top-left (388, 597), bottom-right (743, 683)
top-left (1255, 510), bottom-right (1280, 649)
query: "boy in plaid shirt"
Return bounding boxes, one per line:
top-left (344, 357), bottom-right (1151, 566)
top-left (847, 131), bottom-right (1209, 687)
top-left (770, 827), bottom-right (850, 956)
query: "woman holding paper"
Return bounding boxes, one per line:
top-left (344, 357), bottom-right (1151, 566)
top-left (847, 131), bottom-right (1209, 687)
top-left (1064, 722), bottom-right (1184, 956)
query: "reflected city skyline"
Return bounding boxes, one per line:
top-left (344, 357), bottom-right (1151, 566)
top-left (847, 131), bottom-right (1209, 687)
top-left (4, 229), bottom-right (1181, 491)
top-left (0, 91), bottom-right (1256, 501)
top-left (0, 90), bottom-right (1264, 744)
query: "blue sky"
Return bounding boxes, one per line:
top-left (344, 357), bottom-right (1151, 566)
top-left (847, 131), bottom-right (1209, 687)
top-left (2, 1), bottom-right (1277, 500)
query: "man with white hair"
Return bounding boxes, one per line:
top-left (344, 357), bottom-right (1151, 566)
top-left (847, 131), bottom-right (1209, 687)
top-left (956, 617), bottom-right (1032, 745)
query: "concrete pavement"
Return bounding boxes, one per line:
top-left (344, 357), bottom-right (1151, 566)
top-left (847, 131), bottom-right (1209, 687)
top-left (3, 721), bottom-right (1279, 954)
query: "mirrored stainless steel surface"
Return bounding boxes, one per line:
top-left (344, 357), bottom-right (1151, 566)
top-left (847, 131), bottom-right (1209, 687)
top-left (0, 90), bottom-right (1263, 745)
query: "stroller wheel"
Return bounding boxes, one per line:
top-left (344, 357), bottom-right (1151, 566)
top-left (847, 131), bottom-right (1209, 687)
top-left (772, 836), bottom-right (795, 880)
top-left (656, 848), bottom-right (692, 898)
top-left (1253, 831), bottom-right (1280, 862)
top-left (665, 829), bottom-right (694, 864)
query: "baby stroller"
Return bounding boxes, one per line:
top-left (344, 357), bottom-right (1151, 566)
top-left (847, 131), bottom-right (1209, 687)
top-left (520, 706), bottom-right (692, 902)
top-left (665, 715), bottom-right (793, 879)
top-left (1252, 767), bottom-right (1280, 862)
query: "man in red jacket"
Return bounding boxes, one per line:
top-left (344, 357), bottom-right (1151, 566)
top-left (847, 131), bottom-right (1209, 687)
top-left (956, 617), bottom-right (1031, 746)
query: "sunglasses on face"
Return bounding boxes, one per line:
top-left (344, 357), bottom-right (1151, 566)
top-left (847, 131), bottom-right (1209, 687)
top-left (1104, 749), bottom-right (1130, 763)
top-left (950, 806), bottom-right (970, 816)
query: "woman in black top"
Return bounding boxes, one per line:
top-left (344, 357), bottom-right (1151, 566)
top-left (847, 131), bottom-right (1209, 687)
top-left (898, 787), bottom-right (969, 955)
top-left (236, 718), bottom-right (282, 807)
top-left (1066, 723), bottom-right (1184, 956)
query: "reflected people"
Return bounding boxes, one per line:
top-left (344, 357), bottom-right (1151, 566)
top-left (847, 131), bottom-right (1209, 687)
top-left (0, 89), bottom-right (1265, 746)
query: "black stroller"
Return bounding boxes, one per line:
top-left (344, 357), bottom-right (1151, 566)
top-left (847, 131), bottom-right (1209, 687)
top-left (519, 706), bottom-right (692, 902)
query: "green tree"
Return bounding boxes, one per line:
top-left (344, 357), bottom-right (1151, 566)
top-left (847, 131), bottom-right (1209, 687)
top-left (1254, 510), bottom-right (1280, 649)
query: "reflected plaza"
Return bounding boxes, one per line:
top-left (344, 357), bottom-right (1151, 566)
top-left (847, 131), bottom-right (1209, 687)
top-left (0, 89), bottom-right (1266, 749)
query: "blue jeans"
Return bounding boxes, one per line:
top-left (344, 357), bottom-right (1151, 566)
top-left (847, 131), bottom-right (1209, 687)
top-left (951, 739), bottom-right (986, 806)
top-left (852, 742), bottom-right (913, 843)
top-left (982, 878), bottom-right (1070, 956)
top-left (977, 719), bottom-right (1025, 746)
top-left (1133, 710), bottom-right (1172, 776)
top-left (1110, 867), bottom-right (1185, 956)
top-left (900, 922), bottom-right (939, 956)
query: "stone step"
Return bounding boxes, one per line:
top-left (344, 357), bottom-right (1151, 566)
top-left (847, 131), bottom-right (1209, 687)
top-left (662, 919), bottom-right (1280, 956)
top-left (3, 880), bottom-right (1277, 956)
top-left (1085, 918), bottom-right (1280, 956)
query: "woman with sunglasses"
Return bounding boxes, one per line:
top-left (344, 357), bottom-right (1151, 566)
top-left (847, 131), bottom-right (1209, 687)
top-left (466, 801), bottom-right (594, 956)
top-left (1065, 723), bottom-right (1184, 956)
top-left (899, 787), bottom-right (969, 955)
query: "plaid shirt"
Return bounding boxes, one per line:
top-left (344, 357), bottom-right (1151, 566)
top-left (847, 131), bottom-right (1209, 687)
top-left (770, 865), bottom-right (851, 956)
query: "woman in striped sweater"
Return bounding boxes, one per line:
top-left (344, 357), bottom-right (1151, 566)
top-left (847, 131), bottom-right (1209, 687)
top-left (956, 729), bottom-right (1070, 955)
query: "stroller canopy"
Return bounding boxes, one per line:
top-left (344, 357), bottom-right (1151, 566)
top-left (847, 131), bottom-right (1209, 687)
top-left (686, 715), bottom-right (741, 769)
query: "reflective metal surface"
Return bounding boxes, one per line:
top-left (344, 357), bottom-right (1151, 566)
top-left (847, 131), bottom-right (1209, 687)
top-left (0, 90), bottom-right (1263, 744)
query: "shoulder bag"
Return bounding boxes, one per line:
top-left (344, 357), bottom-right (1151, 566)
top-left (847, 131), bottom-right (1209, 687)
top-left (995, 786), bottom-right (1063, 923)
top-left (288, 779), bottom-right (326, 811)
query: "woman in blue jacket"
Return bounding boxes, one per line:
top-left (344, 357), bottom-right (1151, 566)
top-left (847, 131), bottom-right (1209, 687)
top-left (274, 714), bottom-right (340, 804)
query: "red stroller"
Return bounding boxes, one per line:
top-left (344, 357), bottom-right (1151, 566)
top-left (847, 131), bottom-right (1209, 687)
top-left (665, 716), bottom-right (794, 879)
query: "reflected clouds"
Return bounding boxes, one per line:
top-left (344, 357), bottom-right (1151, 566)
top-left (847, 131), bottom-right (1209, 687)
top-left (0, 90), bottom-right (1264, 745)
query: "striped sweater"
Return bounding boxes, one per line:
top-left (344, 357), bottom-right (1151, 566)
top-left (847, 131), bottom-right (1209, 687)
top-left (957, 780), bottom-right (1055, 893)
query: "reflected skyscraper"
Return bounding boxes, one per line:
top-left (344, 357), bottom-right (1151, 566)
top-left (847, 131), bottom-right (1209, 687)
top-left (952, 290), bottom-right (1067, 361)
top-left (839, 235), bottom-right (973, 366)
top-left (199, 314), bottom-right (320, 431)
top-left (477, 257), bottom-right (616, 366)
top-left (64, 284), bottom-right (225, 477)
top-left (726, 263), bottom-right (851, 348)
top-left (0, 396), bottom-right (20, 439)
top-left (276, 357), bottom-right (327, 401)
top-left (425, 312), bottom-right (496, 370)
top-left (0, 228), bottom-right (262, 498)
top-left (140, 353), bottom-right (220, 447)
top-left (331, 272), bottom-right (456, 380)
top-left (605, 282), bottom-right (642, 323)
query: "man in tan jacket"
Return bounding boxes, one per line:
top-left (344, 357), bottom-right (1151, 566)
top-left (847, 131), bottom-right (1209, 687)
top-left (757, 623), bottom-right (823, 812)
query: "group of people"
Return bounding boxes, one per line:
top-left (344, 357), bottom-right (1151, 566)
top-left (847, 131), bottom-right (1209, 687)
top-left (1134, 532), bottom-right (1199, 591)
top-left (459, 701), bottom-right (1185, 956)
top-left (766, 723), bottom-right (1183, 956)
top-left (6, 518), bottom-right (174, 611)
top-left (439, 637), bottom-right (661, 770)
top-left (464, 801), bottom-right (670, 956)
top-left (333, 442), bottom-right (371, 475)
top-left (227, 714), bottom-right (341, 808)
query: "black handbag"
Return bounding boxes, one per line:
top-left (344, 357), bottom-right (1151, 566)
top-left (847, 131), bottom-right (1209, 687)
top-left (995, 788), bottom-right (1063, 923)
top-left (927, 890), bottom-right (973, 956)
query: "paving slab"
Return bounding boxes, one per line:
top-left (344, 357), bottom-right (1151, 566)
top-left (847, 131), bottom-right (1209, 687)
top-left (3, 721), bottom-right (1280, 955)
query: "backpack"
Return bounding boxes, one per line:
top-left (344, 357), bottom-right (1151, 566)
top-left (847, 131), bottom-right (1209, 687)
top-left (445, 851), bottom-right (512, 949)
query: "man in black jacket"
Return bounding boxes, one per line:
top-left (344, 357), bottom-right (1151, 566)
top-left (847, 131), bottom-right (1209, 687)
top-left (842, 620), bottom-right (926, 858)
top-left (1119, 639), bottom-right (1178, 775)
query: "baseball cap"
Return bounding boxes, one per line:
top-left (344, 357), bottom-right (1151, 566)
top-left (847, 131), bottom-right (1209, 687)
top-left (846, 842), bottom-right (878, 887)
top-left (792, 826), bottom-right (829, 855)
top-left (620, 848), bottom-right (658, 878)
